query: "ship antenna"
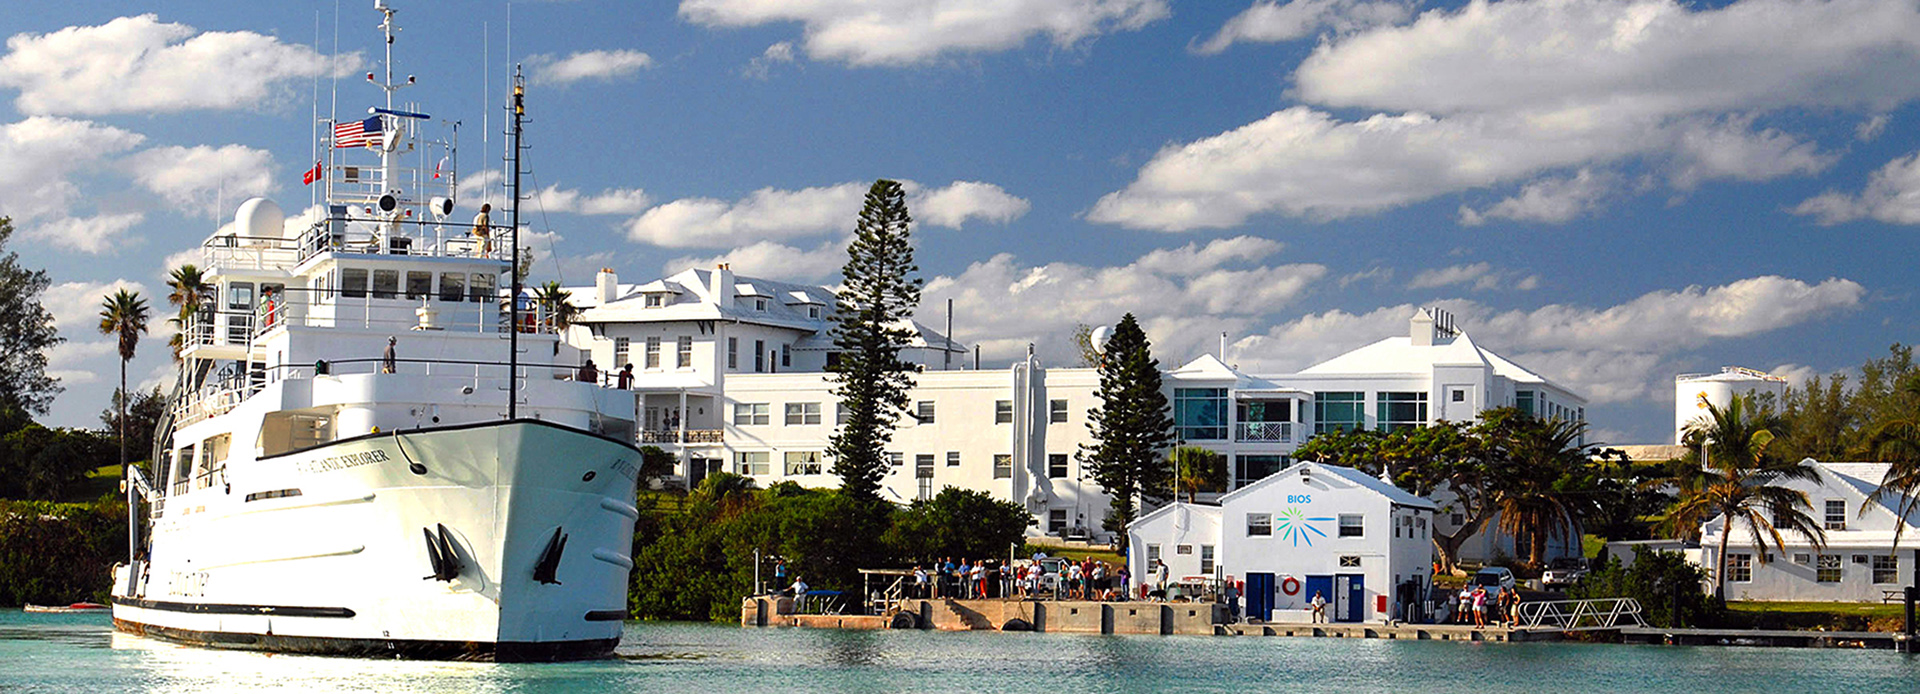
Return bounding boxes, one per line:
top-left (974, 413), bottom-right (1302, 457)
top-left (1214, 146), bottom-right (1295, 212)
top-left (507, 67), bottom-right (525, 419)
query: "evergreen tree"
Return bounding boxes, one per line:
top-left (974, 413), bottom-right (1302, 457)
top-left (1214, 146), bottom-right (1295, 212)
top-left (826, 180), bottom-right (922, 504)
top-left (0, 219), bottom-right (62, 415)
top-left (1080, 313), bottom-right (1174, 549)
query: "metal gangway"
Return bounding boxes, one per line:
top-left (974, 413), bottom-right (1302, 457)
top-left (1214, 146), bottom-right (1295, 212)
top-left (1512, 598), bottom-right (1648, 631)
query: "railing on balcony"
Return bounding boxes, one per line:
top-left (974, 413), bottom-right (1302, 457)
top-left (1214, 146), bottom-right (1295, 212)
top-left (1235, 421), bottom-right (1295, 443)
top-left (199, 215), bottom-right (513, 274)
top-left (640, 429), bottom-right (724, 444)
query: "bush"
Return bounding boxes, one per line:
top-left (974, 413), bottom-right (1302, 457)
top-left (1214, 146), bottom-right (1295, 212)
top-left (883, 488), bottom-right (1032, 563)
top-left (0, 499), bottom-right (127, 606)
top-left (1568, 546), bottom-right (1720, 628)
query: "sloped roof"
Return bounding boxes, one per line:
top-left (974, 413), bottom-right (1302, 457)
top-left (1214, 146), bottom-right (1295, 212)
top-left (1298, 331), bottom-right (1561, 389)
top-left (1219, 461), bottom-right (1437, 510)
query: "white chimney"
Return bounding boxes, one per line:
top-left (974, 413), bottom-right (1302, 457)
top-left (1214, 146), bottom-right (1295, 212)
top-left (710, 264), bottom-right (734, 307)
top-left (1410, 309), bottom-right (1435, 347)
top-left (596, 268), bottom-right (618, 305)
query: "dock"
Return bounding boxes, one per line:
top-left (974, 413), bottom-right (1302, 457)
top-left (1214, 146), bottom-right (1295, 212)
top-left (1620, 627), bottom-right (1910, 649)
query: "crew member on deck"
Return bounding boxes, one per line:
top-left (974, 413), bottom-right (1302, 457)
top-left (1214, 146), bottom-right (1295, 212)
top-left (472, 203), bottom-right (493, 255)
top-left (382, 336), bottom-right (398, 374)
top-left (577, 358), bottom-right (598, 385)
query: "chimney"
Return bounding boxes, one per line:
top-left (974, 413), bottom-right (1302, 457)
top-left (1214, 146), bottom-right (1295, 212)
top-left (710, 264), bottom-right (734, 307)
top-left (1410, 309), bottom-right (1436, 347)
top-left (596, 268), bottom-right (618, 305)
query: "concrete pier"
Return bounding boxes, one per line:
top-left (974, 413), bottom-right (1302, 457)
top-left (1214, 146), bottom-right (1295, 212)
top-left (1218, 622), bottom-right (1558, 642)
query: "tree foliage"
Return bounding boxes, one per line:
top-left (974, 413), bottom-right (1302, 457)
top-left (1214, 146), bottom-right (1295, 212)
top-left (1079, 313), bottom-right (1173, 551)
top-left (164, 264), bottom-right (214, 361)
top-left (1171, 445), bottom-right (1226, 502)
top-left (0, 219), bottom-right (63, 415)
top-left (99, 387), bottom-right (165, 469)
top-left (1660, 393), bottom-right (1824, 599)
top-left (0, 499), bottom-right (127, 606)
top-left (1569, 546), bottom-right (1719, 628)
top-left (826, 179), bottom-right (921, 504)
top-left (884, 487), bottom-right (1033, 562)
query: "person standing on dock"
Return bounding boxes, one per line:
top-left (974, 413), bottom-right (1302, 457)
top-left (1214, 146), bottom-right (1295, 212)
top-left (1155, 559), bottom-right (1169, 599)
top-left (1499, 586), bottom-right (1519, 628)
top-left (1471, 586), bottom-right (1488, 628)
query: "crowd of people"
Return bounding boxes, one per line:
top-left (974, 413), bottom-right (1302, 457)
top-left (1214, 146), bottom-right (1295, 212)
top-left (1450, 584), bottom-right (1522, 627)
top-left (905, 556), bottom-right (1134, 602)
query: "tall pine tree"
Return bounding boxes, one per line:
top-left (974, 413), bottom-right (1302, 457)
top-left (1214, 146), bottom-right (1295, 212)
top-left (827, 180), bottom-right (922, 504)
top-left (1080, 313), bottom-right (1174, 550)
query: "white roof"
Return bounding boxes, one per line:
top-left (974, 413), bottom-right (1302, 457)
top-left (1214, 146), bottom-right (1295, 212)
top-left (1298, 331), bottom-right (1563, 389)
top-left (1219, 461), bottom-right (1437, 510)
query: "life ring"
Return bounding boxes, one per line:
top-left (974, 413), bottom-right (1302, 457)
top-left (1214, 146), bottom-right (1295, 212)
top-left (1281, 576), bottom-right (1301, 596)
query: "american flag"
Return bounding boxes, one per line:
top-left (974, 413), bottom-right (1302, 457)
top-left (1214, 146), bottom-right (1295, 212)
top-left (331, 116), bottom-right (383, 148)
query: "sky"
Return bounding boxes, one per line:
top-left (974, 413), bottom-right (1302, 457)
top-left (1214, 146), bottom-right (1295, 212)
top-left (3, 0), bottom-right (1918, 445)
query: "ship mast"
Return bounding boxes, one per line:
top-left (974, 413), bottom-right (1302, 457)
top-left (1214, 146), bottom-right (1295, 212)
top-left (508, 69), bottom-right (525, 419)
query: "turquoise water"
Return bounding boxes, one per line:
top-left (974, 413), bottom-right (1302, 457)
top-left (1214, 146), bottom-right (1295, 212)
top-left (3, 611), bottom-right (1917, 693)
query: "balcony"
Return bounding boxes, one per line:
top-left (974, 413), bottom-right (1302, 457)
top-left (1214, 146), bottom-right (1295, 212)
top-left (640, 429), bottom-right (723, 444)
top-left (1235, 421), bottom-right (1294, 443)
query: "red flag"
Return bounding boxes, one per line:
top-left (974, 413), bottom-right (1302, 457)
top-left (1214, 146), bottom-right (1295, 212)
top-left (302, 161), bottom-right (323, 185)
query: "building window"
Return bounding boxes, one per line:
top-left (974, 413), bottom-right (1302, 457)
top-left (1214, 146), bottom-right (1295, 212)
top-left (784, 402), bottom-right (821, 426)
top-left (1234, 455), bottom-right (1287, 488)
top-left (1339, 556), bottom-right (1361, 568)
top-left (754, 340), bottom-right (766, 372)
top-left (644, 336), bottom-right (661, 369)
top-left (1793, 553), bottom-right (1811, 565)
top-left (915, 454), bottom-right (934, 479)
top-left (1173, 388), bottom-right (1228, 440)
top-left (1515, 390), bottom-right (1535, 417)
top-left (1049, 510), bottom-right (1068, 533)
top-left (1451, 389), bottom-right (1466, 403)
top-left (735, 451), bottom-right (769, 476)
top-left (808, 305), bottom-right (821, 319)
top-left (781, 343), bottom-right (791, 368)
top-left (1873, 555), bottom-right (1899, 584)
top-left (1825, 499), bottom-right (1847, 530)
top-left (1200, 545), bottom-right (1216, 575)
top-left (1247, 513), bottom-right (1272, 536)
top-left (1050, 399), bottom-right (1068, 423)
top-left (1375, 392), bottom-right (1429, 432)
top-left (677, 336), bottom-right (693, 368)
top-left (1816, 554), bottom-right (1842, 583)
top-left (836, 403), bottom-right (850, 425)
top-left (727, 337), bottom-right (738, 369)
top-left (917, 476), bottom-right (933, 501)
top-left (946, 451), bottom-right (960, 467)
top-left (784, 451), bottom-right (823, 475)
top-left (887, 452), bottom-right (904, 468)
top-left (1315, 392), bottom-right (1365, 434)
top-left (1338, 514), bottom-right (1364, 538)
top-left (733, 403), bottom-right (769, 426)
top-left (1048, 454), bottom-right (1068, 478)
top-left (1146, 544), bottom-right (1161, 566)
top-left (993, 454), bottom-right (1012, 479)
top-left (755, 298), bottom-right (768, 311)
top-left (612, 337), bottom-right (630, 368)
top-left (995, 400), bottom-right (1013, 424)
top-left (644, 293), bottom-right (665, 308)
top-left (1727, 553), bottom-right (1753, 582)
top-left (916, 400), bottom-right (935, 424)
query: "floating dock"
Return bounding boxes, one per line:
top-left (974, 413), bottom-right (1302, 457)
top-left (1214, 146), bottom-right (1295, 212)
top-left (1621, 627), bottom-right (1909, 650)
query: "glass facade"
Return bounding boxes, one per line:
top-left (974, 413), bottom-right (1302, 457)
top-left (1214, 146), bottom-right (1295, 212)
top-left (1235, 454), bottom-right (1288, 487)
top-left (1174, 388), bottom-right (1228, 440)
top-left (1314, 392), bottom-right (1364, 434)
top-left (1376, 392), bottom-right (1429, 431)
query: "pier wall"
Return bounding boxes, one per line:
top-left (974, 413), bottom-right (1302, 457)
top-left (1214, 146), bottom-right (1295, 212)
top-left (742, 597), bottom-right (1221, 636)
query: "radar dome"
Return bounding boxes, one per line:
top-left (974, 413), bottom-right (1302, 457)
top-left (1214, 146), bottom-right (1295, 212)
top-left (233, 197), bottom-right (286, 240)
top-left (1090, 325), bottom-right (1112, 352)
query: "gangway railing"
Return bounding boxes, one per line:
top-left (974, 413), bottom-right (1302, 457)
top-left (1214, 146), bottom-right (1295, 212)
top-left (1512, 597), bottom-right (1648, 631)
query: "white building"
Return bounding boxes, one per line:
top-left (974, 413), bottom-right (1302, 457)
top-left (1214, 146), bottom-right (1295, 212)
top-left (1700, 461), bottom-right (1918, 602)
top-left (1128, 461), bottom-right (1437, 623)
top-left (561, 268), bottom-right (1588, 547)
top-left (1674, 367), bottom-right (1788, 444)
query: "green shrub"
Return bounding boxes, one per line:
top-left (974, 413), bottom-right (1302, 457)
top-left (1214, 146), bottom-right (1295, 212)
top-left (1569, 546), bottom-right (1721, 628)
top-left (0, 499), bottom-right (127, 606)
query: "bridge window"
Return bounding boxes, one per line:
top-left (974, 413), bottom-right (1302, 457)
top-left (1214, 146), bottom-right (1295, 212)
top-left (339, 270), bottom-right (367, 299)
top-left (406, 271), bottom-right (432, 300)
top-left (469, 273), bottom-right (495, 303)
top-left (371, 270), bottom-right (399, 299)
top-left (438, 272), bottom-right (465, 302)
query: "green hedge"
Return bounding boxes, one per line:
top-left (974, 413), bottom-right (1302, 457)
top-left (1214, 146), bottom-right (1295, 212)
top-left (0, 499), bottom-right (127, 606)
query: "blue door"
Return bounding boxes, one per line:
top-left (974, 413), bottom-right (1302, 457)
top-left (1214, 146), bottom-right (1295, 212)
top-left (1246, 573), bottom-right (1274, 621)
top-left (1338, 573), bottom-right (1365, 622)
top-left (1304, 575), bottom-right (1333, 617)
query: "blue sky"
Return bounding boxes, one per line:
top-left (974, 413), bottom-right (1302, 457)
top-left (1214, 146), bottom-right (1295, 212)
top-left (4, 0), bottom-right (1918, 445)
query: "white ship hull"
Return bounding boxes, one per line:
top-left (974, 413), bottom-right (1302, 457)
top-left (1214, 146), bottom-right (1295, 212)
top-left (112, 420), bottom-right (640, 661)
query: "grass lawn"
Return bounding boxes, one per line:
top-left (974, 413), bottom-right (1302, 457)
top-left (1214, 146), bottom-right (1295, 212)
top-left (1027, 545), bottom-right (1124, 565)
top-left (1722, 600), bottom-right (1910, 631)
top-left (1725, 601), bottom-right (1906, 618)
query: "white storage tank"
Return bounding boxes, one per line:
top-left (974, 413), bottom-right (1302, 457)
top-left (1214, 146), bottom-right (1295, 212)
top-left (1674, 367), bottom-right (1788, 443)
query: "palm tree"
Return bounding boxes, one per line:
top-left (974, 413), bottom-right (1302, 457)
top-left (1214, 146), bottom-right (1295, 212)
top-left (1659, 393), bottom-right (1825, 599)
top-left (1484, 412), bottom-right (1593, 571)
top-left (165, 265), bottom-right (214, 360)
top-left (1171, 445), bottom-right (1225, 503)
top-left (534, 281), bottom-right (580, 331)
top-left (99, 289), bottom-right (151, 475)
top-left (1865, 377), bottom-right (1920, 544)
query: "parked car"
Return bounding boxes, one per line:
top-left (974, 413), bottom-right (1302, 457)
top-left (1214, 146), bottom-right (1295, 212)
top-left (1542, 558), bottom-right (1589, 588)
top-left (1473, 567), bottom-right (1516, 599)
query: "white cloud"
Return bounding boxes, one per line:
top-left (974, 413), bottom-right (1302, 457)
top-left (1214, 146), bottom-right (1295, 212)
top-left (46, 341), bottom-right (115, 386)
top-left (1338, 266), bottom-right (1393, 287)
top-left (1857, 114), bottom-right (1891, 142)
top-left (679, 0), bottom-right (1170, 65)
top-left (1460, 168), bottom-right (1612, 225)
top-left (743, 42), bottom-right (796, 79)
top-left (1408, 262), bottom-right (1493, 290)
top-left (526, 49), bottom-right (653, 85)
top-left (625, 180), bottom-right (1029, 248)
top-left (43, 279), bottom-right (149, 332)
top-left (0, 14), bottom-right (357, 116)
top-left (667, 240), bottom-right (849, 282)
top-left (1792, 150), bottom-right (1920, 225)
top-left (1093, 0), bottom-right (1900, 230)
top-left (1194, 0), bottom-right (1417, 54)
top-left (125, 144), bottom-right (275, 217)
top-left (25, 213), bottom-right (145, 254)
top-left (0, 117), bottom-right (144, 223)
top-left (1769, 363), bottom-right (1822, 389)
top-left (923, 243), bottom-right (1327, 367)
top-left (528, 184), bottom-right (653, 215)
top-left (520, 229), bottom-right (616, 286)
top-left (1227, 275), bottom-right (1866, 403)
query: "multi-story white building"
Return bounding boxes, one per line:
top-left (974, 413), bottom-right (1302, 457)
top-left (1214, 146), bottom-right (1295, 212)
top-left (1700, 461), bottom-right (1918, 602)
top-left (560, 268), bottom-right (1587, 549)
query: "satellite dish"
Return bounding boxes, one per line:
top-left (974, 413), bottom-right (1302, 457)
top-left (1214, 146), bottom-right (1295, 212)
top-left (233, 197), bottom-right (285, 243)
top-left (1090, 325), bottom-right (1113, 352)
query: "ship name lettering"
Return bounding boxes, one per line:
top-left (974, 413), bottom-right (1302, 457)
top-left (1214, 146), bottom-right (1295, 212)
top-left (299, 449), bottom-right (392, 473)
top-left (608, 458), bottom-right (637, 481)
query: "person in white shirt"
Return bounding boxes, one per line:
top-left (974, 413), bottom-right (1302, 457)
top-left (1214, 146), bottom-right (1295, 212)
top-left (1310, 591), bottom-right (1328, 623)
top-left (912, 566), bottom-right (928, 599)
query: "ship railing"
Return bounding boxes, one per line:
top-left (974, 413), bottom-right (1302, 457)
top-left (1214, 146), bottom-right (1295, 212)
top-left (170, 356), bottom-right (629, 426)
top-left (246, 284), bottom-right (520, 338)
top-left (290, 215), bottom-right (513, 265)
